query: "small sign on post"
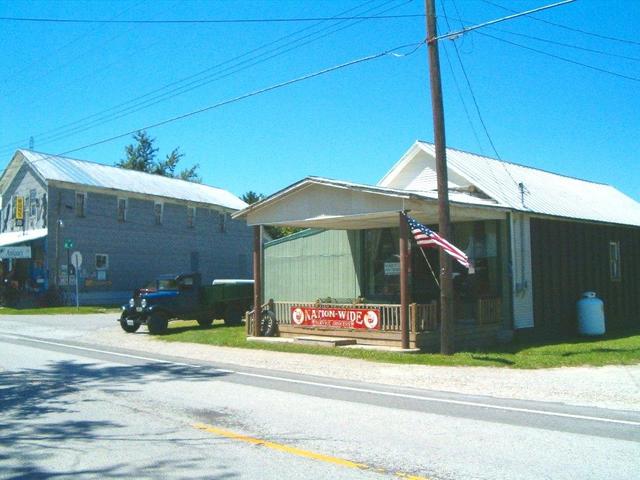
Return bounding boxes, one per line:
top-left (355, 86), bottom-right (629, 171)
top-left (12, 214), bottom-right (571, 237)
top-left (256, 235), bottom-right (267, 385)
top-left (70, 251), bottom-right (83, 309)
top-left (64, 239), bottom-right (74, 249)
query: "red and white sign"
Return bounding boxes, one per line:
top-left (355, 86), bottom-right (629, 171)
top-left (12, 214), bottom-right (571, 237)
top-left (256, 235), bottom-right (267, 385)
top-left (290, 306), bottom-right (381, 330)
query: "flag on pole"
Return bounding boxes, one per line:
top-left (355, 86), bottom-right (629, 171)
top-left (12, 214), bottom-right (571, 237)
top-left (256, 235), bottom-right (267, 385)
top-left (404, 213), bottom-right (471, 269)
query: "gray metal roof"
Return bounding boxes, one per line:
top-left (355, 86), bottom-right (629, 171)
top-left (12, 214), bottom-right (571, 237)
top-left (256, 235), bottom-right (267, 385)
top-left (16, 150), bottom-right (247, 211)
top-left (379, 142), bottom-right (640, 227)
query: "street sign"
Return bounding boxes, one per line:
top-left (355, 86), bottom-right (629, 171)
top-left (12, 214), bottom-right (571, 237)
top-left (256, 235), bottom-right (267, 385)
top-left (71, 251), bottom-right (83, 269)
top-left (0, 246), bottom-right (31, 259)
top-left (64, 239), bottom-right (74, 249)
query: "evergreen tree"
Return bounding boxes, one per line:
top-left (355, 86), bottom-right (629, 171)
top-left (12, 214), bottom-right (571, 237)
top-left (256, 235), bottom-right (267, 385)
top-left (116, 131), bottom-right (201, 183)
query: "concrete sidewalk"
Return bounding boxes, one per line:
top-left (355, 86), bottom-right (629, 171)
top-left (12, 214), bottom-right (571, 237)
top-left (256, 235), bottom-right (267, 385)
top-left (88, 326), bottom-right (640, 412)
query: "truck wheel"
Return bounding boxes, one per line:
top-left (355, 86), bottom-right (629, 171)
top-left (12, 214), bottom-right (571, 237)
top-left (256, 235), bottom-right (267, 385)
top-left (197, 318), bottom-right (213, 328)
top-left (223, 305), bottom-right (244, 326)
top-left (260, 310), bottom-right (277, 337)
top-left (147, 313), bottom-right (168, 335)
top-left (120, 316), bottom-right (141, 333)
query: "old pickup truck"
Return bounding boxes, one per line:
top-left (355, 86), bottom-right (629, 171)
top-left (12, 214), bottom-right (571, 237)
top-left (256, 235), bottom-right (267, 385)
top-left (119, 273), bottom-right (253, 334)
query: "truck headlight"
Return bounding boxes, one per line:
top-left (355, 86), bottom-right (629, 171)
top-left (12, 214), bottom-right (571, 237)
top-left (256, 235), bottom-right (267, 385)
top-left (141, 298), bottom-right (147, 308)
top-left (129, 298), bottom-right (135, 308)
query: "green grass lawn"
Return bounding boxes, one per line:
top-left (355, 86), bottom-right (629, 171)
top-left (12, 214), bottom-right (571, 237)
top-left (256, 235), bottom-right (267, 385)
top-left (155, 320), bottom-right (640, 369)
top-left (0, 306), bottom-right (121, 315)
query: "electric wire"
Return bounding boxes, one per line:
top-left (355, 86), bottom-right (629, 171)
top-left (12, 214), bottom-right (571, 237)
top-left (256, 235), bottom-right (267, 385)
top-left (442, 12), bottom-right (640, 62)
top-left (439, 2), bottom-right (501, 160)
top-left (0, 0), bottom-right (147, 85)
top-left (440, 0), bottom-right (522, 196)
top-left (0, 0), bottom-right (413, 155)
top-left (479, 0), bottom-right (640, 47)
top-left (31, 0), bottom-right (410, 149)
top-left (18, 41), bottom-right (424, 167)
top-left (440, 43), bottom-right (484, 153)
top-left (1, 0), bottom-right (388, 152)
top-left (485, 27), bottom-right (640, 62)
top-left (476, 31), bottom-right (640, 83)
top-left (0, 13), bottom-right (424, 24)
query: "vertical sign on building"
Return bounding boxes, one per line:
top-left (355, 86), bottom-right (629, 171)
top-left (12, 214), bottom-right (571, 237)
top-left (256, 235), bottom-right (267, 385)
top-left (15, 196), bottom-right (24, 227)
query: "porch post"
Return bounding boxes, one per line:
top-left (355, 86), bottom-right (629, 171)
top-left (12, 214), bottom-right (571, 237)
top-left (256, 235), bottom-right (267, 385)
top-left (399, 212), bottom-right (410, 349)
top-left (252, 225), bottom-right (262, 337)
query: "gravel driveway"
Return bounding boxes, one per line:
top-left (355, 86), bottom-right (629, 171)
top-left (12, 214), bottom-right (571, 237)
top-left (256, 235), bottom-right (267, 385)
top-left (87, 324), bottom-right (640, 412)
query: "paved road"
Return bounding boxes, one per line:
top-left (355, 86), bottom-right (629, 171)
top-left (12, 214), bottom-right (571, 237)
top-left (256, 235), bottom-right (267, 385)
top-left (1, 315), bottom-right (639, 479)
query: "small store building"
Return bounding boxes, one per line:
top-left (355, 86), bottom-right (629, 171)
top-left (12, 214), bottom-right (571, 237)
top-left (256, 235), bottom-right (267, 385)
top-left (234, 141), bottom-right (640, 350)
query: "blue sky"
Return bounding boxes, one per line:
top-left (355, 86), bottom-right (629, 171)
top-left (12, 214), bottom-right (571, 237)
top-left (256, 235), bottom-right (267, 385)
top-left (1, 0), bottom-right (638, 202)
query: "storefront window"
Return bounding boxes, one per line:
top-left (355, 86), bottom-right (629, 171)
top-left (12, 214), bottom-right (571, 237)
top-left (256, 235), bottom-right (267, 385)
top-left (451, 221), bottom-right (501, 320)
top-left (364, 228), bottom-right (400, 302)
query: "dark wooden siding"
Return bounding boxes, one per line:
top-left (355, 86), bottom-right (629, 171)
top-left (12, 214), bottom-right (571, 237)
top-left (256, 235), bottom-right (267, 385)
top-left (530, 218), bottom-right (640, 336)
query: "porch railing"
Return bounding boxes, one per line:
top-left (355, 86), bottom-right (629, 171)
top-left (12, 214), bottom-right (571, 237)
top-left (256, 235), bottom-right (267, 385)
top-left (252, 297), bottom-right (501, 334)
top-left (477, 297), bottom-right (502, 325)
top-left (273, 301), bottom-right (405, 331)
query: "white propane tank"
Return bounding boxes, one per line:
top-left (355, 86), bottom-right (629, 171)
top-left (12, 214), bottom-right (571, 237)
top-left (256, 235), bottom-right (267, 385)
top-left (577, 292), bottom-right (605, 336)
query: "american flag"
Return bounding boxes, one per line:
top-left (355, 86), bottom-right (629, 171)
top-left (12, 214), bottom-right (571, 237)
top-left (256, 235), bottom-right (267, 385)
top-left (404, 214), bottom-right (470, 269)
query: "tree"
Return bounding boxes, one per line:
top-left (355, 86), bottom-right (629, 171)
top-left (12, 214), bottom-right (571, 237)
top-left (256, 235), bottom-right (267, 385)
top-left (241, 191), bottom-right (263, 204)
top-left (241, 190), bottom-right (302, 240)
top-left (116, 131), bottom-right (201, 183)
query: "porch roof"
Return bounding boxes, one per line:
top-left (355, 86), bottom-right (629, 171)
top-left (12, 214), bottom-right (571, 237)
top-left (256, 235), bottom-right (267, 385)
top-left (0, 228), bottom-right (47, 247)
top-left (233, 177), bottom-right (506, 229)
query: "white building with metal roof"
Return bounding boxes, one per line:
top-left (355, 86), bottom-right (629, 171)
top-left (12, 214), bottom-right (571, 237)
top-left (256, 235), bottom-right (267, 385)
top-left (0, 150), bottom-right (252, 305)
top-left (235, 141), bottom-right (640, 349)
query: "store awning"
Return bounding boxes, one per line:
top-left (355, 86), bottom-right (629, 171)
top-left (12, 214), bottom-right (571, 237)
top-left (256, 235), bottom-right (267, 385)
top-left (233, 177), bottom-right (506, 229)
top-left (0, 228), bottom-right (48, 247)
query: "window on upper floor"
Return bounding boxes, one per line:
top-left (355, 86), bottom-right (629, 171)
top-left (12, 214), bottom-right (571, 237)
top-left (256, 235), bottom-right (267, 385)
top-left (29, 189), bottom-right (37, 216)
top-left (117, 198), bottom-right (127, 223)
top-left (609, 241), bottom-right (621, 281)
top-left (75, 192), bottom-right (86, 217)
top-left (187, 206), bottom-right (196, 228)
top-left (219, 211), bottom-right (227, 233)
top-left (154, 202), bottom-right (163, 225)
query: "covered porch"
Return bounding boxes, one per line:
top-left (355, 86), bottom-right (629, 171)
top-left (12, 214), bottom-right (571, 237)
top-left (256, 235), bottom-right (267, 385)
top-left (234, 177), bottom-right (511, 350)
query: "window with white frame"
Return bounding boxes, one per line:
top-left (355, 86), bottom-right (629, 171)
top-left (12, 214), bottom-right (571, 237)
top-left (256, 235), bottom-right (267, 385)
top-left (154, 202), bottom-right (163, 225)
top-left (187, 206), bottom-right (196, 228)
top-left (117, 198), bottom-right (127, 223)
top-left (75, 192), bottom-right (87, 217)
top-left (95, 254), bottom-right (109, 270)
top-left (609, 241), bottom-right (621, 281)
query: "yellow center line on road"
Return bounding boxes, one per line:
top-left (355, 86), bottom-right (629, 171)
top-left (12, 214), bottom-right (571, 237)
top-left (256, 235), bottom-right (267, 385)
top-left (192, 422), bottom-right (430, 480)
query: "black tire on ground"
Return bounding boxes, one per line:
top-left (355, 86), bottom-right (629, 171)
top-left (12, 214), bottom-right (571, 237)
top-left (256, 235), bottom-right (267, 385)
top-left (147, 313), bottom-right (169, 335)
top-left (120, 316), bottom-right (141, 333)
top-left (197, 318), bottom-right (213, 328)
top-left (260, 310), bottom-right (277, 337)
top-left (223, 304), bottom-right (244, 326)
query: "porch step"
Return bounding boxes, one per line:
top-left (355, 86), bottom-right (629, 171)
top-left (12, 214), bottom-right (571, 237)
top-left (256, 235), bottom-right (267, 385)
top-left (293, 336), bottom-right (357, 347)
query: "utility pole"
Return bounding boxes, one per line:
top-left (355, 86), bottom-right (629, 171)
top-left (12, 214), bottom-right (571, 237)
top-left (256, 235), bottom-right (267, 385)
top-left (425, 0), bottom-right (455, 355)
top-left (423, 0), bottom-right (573, 354)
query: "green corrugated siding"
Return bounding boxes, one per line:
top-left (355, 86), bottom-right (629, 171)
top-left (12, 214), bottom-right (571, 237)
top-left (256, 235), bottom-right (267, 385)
top-left (264, 229), bottom-right (361, 302)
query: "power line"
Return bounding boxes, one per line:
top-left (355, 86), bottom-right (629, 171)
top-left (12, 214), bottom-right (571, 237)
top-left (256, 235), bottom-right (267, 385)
top-left (2, 0), bottom-right (390, 151)
top-left (476, 31), bottom-right (640, 83)
top-left (22, 41), bottom-right (423, 163)
top-left (439, 2), bottom-right (501, 160)
top-left (0, 0), bottom-right (413, 155)
top-left (440, 42), bottom-right (483, 153)
top-left (41, 1), bottom-right (410, 146)
top-left (0, 13), bottom-right (424, 24)
top-left (479, 0), bottom-right (640, 47)
top-left (483, 25), bottom-right (640, 62)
